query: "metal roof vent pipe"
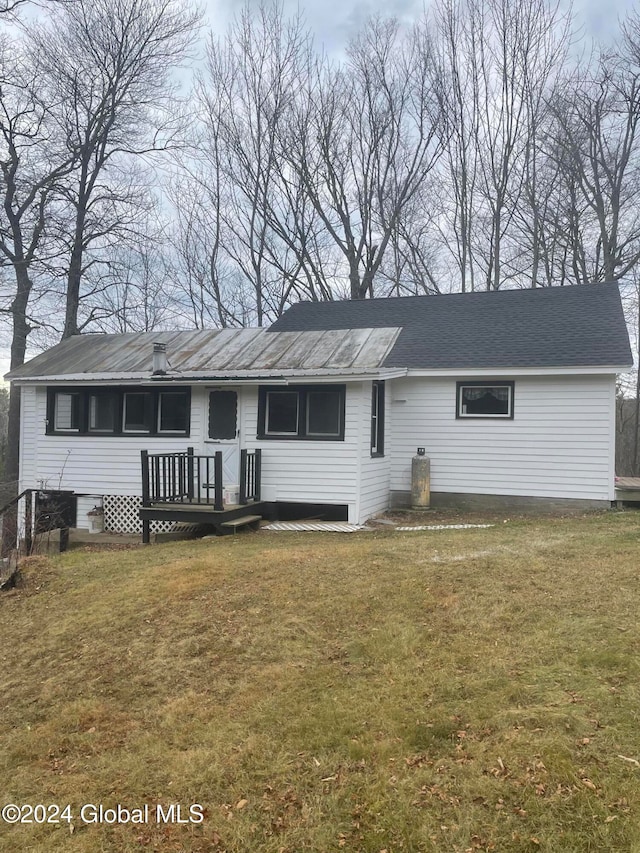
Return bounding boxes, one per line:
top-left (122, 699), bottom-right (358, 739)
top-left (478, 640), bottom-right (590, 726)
top-left (152, 342), bottom-right (168, 376)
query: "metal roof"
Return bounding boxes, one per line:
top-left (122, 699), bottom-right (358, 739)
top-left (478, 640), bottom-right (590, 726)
top-left (6, 327), bottom-right (403, 382)
top-left (270, 283), bottom-right (633, 369)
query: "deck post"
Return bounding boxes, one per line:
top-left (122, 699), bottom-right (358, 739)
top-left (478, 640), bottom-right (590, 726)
top-left (254, 449), bottom-right (262, 501)
top-left (60, 527), bottom-right (69, 553)
top-left (142, 518), bottom-right (150, 545)
top-left (187, 447), bottom-right (195, 501)
top-left (24, 489), bottom-right (33, 555)
top-left (141, 451), bottom-right (150, 507)
top-left (214, 452), bottom-right (224, 511)
top-left (239, 449), bottom-right (247, 505)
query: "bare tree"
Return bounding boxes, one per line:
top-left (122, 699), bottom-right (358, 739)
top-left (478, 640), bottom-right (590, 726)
top-left (287, 16), bottom-right (447, 299)
top-left (28, 0), bottom-right (200, 339)
top-left (548, 45), bottom-right (640, 283)
top-left (0, 38), bottom-right (75, 490)
top-left (197, 3), bottom-right (318, 324)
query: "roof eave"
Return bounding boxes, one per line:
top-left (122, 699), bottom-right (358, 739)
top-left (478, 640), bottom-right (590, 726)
top-left (8, 367), bottom-right (409, 385)
top-left (404, 364), bottom-right (633, 376)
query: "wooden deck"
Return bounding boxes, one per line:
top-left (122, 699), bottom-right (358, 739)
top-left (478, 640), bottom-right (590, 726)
top-left (615, 477), bottom-right (640, 502)
top-left (139, 501), bottom-right (267, 541)
top-left (140, 447), bottom-right (264, 542)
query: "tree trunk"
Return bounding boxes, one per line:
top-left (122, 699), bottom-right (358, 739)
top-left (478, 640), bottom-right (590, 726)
top-left (2, 264), bottom-right (33, 554)
top-left (62, 199), bottom-right (87, 339)
top-left (349, 256), bottom-right (364, 299)
top-left (5, 264), bottom-right (32, 485)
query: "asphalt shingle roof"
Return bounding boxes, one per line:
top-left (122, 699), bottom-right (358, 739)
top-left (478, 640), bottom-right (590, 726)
top-left (269, 283), bottom-right (633, 369)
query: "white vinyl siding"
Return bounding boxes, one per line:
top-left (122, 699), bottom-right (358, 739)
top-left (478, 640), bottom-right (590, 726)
top-left (22, 386), bottom-right (205, 496)
top-left (21, 385), bottom-right (366, 521)
top-left (19, 385), bottom-right (39, 492)
top-left (358, 381), bottom-right (391, 522)
top-left (18, 372), bottom-right (617, 527)
top-left (242, 384), bottom-right (361, 523)
top-left (390, 374), bottom-right (616, 501)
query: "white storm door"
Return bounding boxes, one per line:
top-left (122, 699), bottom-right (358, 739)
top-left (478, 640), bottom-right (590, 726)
top-left (206, 389), bottom-right (240, 485)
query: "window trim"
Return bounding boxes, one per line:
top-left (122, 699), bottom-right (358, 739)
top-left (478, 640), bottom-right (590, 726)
top-left (370, 380), bottom-right (385, 457)
top-left (455, 381), bottom-right (515, 420)
top-left (257, 384), bottom-right (346, 441)
top-left (46, 386), bottom-right (191, 437)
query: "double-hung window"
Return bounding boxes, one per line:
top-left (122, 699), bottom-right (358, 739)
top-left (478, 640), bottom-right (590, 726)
top-left (258, 385), bottom-right (345, 440)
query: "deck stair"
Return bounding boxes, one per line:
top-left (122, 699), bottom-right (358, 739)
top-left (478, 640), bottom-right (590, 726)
top-left (220, 514), bottom-right (262, 534)
top-left (615, 477), bottom-right (640, 504)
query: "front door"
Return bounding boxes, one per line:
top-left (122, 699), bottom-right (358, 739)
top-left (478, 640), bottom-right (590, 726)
top-left (206, 388), bottom-right (240, 486)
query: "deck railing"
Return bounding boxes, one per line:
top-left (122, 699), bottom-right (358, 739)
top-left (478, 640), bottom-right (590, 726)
top-left (240, 449), bottom-right (262, 504)
top-left (141, 447), bottom-right (262, 512)
top-left (141, 448), bottom-right (224, 511)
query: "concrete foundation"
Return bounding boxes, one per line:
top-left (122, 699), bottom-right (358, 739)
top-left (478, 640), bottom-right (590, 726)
top-left (390, 490), bottom-right (611, 514)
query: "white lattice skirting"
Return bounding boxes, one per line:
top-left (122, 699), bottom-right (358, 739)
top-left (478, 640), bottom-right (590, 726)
top-left (103, 495), bottom-right (174, 534)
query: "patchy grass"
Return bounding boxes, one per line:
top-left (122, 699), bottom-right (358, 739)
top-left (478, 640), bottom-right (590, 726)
top-left (1, 511), bottom-right (640, 852)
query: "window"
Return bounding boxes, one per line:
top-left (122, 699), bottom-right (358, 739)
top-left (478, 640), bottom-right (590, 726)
top-left (371, 381), bottom-right (385, 456)
top-left (456, 382), bottom-right (514, 419)
top-left (123, 392), bottom-right (154, 433)
top-left (307, 391), bottom-right (341, 437)
top-left (46, 387), bottom-right (190, 436)
top-left (258, 385), bottom-right (345, 440)
top-left (208, 390), bottom-right (238, 440)
top-left (53, 392), bottom-right (80, 432)
top-left (158, 391), bottom-right (190, 434)
top-left (89, 392), bottom-right (118, 433)
top-left (266, 391), bottom-right (299, 435)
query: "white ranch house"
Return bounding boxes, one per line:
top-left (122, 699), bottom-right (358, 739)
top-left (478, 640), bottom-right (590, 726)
top-left (6, 284), bottom-right (632, 536)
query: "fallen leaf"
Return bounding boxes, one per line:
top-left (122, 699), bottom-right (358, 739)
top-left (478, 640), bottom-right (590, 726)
top-left (235, 799), bottom-right (248, 810)
top-left (618, 754), bottom-right (640, 767)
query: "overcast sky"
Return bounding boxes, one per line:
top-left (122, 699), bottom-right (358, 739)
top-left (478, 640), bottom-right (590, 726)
top-left (0, 0), bottom-right (638, 380)
top-left (203, 0), bottom-right (638, 54)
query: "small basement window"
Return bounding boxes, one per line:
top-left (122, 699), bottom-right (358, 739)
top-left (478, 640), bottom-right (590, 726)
top-left (258, 385), bottom-right (345, 440)
top-left (456, 382), bottom-right (514, 419)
